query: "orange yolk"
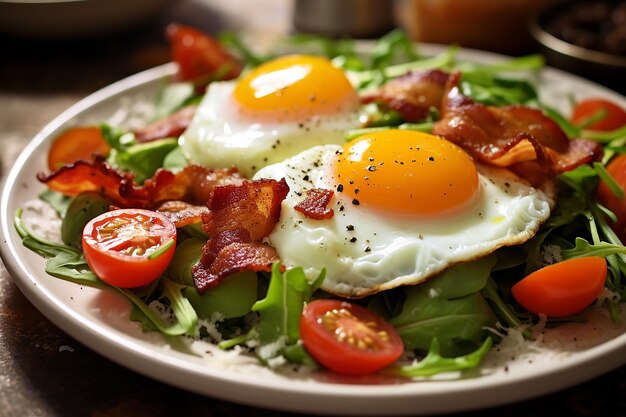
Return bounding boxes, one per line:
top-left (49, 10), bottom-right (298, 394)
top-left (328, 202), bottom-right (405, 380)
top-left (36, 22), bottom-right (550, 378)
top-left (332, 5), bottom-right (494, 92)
top-left (333, 130), bottom-right (480, 217)
top-left (232, 55), bottom-right (359, 121)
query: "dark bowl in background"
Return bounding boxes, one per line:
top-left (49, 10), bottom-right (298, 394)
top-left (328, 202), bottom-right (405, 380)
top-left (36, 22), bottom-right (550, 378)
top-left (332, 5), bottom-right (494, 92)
top-left (529, 0), bottom-right (626, 94)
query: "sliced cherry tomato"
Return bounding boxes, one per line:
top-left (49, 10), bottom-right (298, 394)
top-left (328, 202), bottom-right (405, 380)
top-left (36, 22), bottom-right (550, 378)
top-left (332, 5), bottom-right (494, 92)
top-left (571, 98), bottom-right (626, 131)
top-left (82, 209), bottom-right (177, 288)
top-left (166, 23), bottom-right (242, 84)
top-left (511, 257), bottom-right (607, 318)
top-left (596, 153), bottom-right (626, 241)
top-left (300, 299), bottom-right (404, 376)
top-left (47, 126), bottom-right (110, 171)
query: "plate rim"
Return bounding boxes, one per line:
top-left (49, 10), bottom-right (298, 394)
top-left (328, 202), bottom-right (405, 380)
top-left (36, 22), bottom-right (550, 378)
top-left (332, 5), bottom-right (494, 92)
top-left (2, 46), bottom-right (626, 415)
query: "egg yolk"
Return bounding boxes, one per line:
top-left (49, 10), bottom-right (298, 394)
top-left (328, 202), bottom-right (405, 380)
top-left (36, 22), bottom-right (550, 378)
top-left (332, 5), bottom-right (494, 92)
top-left (333, 130), bottom-right (480, 217)
top-left (232, 55), bottom-right (359, 121)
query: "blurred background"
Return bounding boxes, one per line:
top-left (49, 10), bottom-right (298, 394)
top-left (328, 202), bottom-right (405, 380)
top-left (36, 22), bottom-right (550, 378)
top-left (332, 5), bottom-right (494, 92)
top-left (1, 0), bottom-right (624, 94)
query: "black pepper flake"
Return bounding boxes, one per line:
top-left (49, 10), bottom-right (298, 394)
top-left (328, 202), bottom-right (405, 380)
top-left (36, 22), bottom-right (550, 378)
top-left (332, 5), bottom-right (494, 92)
top-left (367, 165), bottom-right (377, 172)
top-left (352, 198), bottom-right (360, 205)
top-left (303, 175), bottom-right (310, 181)
top-left (364, 246), bottom-right (371, 252)
top-left (349, 237), bottom-right (357, 243)
top-left (346, 225), bottom-right (355, 231)
top-left (337, 184), bottom-right (344, 192)
top-left (428, 156), bottom-right (435, 161)
top-left (354, 188), bottom-right (360, 194)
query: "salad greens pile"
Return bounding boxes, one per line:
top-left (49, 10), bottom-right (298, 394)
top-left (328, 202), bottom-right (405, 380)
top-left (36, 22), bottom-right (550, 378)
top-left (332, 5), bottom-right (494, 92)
top-left (16, 29), bottom-right (626, 378)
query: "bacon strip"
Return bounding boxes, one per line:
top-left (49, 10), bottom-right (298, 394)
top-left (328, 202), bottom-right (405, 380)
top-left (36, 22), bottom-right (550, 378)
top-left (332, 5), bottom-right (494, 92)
top-left (37, 155), bottom-right (243, 209)
top-left (295, 188), bottom-right (334, 220)
top-left (156, 201), bottom-right (209, 228)
top-left (362, 69), bottom-right (449, 122)
top-left (433, 72), bottom-right (603, 184)
top-left (133, 105), bottom-right (197, 143)
top-left (192, 178), bottom-right (289, 293)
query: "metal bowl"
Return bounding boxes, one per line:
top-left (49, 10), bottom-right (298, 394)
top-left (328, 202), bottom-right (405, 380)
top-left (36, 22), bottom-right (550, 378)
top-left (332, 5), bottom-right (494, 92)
top-left (529, 0), bottom-right (626, 94)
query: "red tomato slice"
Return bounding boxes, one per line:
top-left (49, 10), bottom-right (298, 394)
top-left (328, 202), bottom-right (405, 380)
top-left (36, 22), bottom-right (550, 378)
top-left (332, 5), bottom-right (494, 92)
top-left (47, 126), bottom-right (110, 171)
top-left (300, 299), bottom-right (404, 376)
top-left (596, 153), bottom-right (626, 241)
top-left (571, 98), bottom-right (626, 131)
top-left (82, 209), bottom-right (177, 288)
top-left (166, 23), bottom-right (243, 84)
top-left (511, 257), bottom-right (607, 318)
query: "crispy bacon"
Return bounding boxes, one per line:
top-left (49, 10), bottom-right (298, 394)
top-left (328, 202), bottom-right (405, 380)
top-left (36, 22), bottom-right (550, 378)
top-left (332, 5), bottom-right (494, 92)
top-left (156, 201), bottom-right (209, 228)
top-left (295, 188), bottom-right (334, 220)
top-left (37, 155), bottom-right (243, 209)
top-left (433, 72), bottom-right (603, 184)
top-left (362, 69), bottom-right (449, 122)
top-left (192, 178), bottom-right (290, 293)
top-left (133, 105), bottom-right (197, 143)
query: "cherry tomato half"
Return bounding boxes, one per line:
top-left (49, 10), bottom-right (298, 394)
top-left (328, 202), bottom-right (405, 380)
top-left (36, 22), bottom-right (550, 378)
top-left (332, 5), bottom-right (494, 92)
top-left (571, 98), bottom-right (626, 131)
top-left (82, 209), bottom-right (177, 288)
top-left (300, 299), bottom-right (404, 376)
top-left (511, 257), bottom-right (607, 318)
top-left (47, 126), bottom-right (110, 171)
top-left (596, 153), bottom-right (626, 241)
top-left (166, 24), bottom-right (242, 83)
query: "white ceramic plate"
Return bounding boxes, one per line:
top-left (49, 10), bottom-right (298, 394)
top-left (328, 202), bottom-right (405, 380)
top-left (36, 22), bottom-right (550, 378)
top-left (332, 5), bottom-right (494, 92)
top-left (2, 46), bottom-right (626, 416)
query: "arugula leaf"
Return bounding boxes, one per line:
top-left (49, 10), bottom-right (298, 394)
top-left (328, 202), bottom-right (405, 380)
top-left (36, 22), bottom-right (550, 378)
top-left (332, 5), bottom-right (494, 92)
top-left (250, 263), bottom-right (324, 363)
top-left (370, 29), bottom-right (419, 71)
top-left (16, 209), bottom-right (197, 336)
top-left (460, 75), bottom-right (538, 106)
top-left (153, 82), bottom-right (196, 121)
top-left (38, 189), bottom-right (70, 218)
top-left (385, 337), bottom-right (493, 378)
top-left (389, 256), bottom-right (497, 357)
top-left (220, 31), bottom-right (271, 68)
top-left (15, 209), bottom-right (102, 287)
top-left (561, 237), bottom-right (626, 259)
top-left (121, 278), bottom-right (198, 336)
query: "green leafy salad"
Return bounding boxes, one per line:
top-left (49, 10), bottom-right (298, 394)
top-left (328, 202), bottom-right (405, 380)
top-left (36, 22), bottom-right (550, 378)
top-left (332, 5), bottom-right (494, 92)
top-left (15, 26), bottom-right (626, 379)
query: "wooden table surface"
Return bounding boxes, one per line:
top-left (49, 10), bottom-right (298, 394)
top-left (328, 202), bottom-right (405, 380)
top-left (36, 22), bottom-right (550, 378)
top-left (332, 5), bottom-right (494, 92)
top-left (1, 1), bottom-right (625, 416)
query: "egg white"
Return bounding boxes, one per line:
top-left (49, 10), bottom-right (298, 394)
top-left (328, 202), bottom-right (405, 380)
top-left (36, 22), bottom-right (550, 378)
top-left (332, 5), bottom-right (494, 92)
top-left (253, 144), bottom-right (554, 298)
top-left (179, 81), bottom-right (360, 178)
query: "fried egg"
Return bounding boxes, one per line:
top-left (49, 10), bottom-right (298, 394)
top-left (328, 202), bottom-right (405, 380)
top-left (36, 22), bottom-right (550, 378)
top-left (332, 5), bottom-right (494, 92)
top-left (253, 130), bottom-right (554, 298)
top-left (179, 55), bottom-right (361, 177)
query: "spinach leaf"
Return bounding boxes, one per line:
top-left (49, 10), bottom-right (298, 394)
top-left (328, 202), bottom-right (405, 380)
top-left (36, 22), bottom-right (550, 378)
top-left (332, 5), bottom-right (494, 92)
top-left (101, 124), bottom-right (178, 183)
top-left (389, 256), bottom-right (496, 357)
top-left (61, 192), bottom-right (110, 248)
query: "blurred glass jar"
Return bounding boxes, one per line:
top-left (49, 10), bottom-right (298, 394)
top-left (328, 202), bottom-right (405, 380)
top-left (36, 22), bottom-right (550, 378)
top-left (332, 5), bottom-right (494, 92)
top-left (293, 0), bottom-right (395, 38)
top-left (398, 0), bottom-right (551, 54)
